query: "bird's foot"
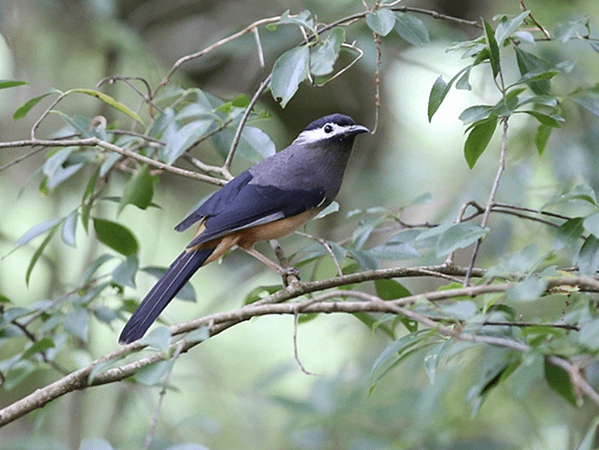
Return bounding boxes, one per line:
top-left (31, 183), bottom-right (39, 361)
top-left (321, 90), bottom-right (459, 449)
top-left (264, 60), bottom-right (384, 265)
top-left (281, 266), bottom-right (301, 287)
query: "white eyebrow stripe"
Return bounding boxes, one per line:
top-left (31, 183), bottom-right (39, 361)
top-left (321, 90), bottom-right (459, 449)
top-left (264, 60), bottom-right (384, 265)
top-left (292, 123), bottom-right (349, 145)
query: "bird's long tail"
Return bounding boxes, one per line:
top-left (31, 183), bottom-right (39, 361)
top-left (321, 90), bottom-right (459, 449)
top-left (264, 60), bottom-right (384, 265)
top-left (119, 248), bottom-right (214, 344)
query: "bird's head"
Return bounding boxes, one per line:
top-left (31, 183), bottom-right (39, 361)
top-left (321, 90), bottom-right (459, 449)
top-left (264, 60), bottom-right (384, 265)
top-left (292, 113), bottom-right (369, 146)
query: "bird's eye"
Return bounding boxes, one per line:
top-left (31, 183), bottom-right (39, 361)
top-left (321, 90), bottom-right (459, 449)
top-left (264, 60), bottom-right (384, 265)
top-left (324, 124), bottom-right (333, 133)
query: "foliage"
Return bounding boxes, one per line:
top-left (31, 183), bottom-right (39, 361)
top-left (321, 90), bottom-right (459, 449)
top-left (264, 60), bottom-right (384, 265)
top-left (2, 1), bottom-right (599, 449)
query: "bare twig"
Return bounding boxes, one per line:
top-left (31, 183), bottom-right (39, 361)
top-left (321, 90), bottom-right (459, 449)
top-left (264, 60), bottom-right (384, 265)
top-left (0, 138), bottom-right (227, 186)
top-left (142, 340), bottom-right (185, 450)
top-left (464, 117), bottom-right (509, 286)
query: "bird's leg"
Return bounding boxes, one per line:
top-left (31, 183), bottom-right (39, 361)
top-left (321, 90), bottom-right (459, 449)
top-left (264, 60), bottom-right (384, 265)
top-left (242, 245), bottom-right (301, 286)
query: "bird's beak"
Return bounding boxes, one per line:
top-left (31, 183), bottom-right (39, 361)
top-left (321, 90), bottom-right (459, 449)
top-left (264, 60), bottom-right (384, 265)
top-left (349, 124), bottom-right (370, 135)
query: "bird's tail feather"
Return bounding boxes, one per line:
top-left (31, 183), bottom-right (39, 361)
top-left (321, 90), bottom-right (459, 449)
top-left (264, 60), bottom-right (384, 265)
top-left (119, 248), bottom-right (214, 344)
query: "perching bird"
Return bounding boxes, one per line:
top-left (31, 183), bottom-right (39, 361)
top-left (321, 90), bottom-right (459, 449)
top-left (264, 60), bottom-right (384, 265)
top-left (119, 113), bottom-right (369, 344)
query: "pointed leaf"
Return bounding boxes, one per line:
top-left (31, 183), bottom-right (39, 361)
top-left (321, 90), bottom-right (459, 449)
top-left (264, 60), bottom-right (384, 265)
top-left (436, 222), bottom-right (488, 256)
top-left (577, 235), bottom-right (599, 275)
top-left (112, 254), bottom-right (139, 288)
top-left (515, 48), bottom-right (551, 95)
top-left (66, 88), bottom-right (143, 124)
top-left (374, 279), bottom-right (411, 300)
top-left (13, 91), bottom-right (52, 120)
top-left (464, 117), bottom-right (497, 169)
top-left (483, 19), bottom-right (500, 78)
top-left (61, 210), bottom-right (78, 247)
top-left (310, 28), bottom-right (345, 76)
top-left (0, 80), bottom-right (27, 89)
top-left (366, 9), bottom-right (396, 36)
top-left (534, 124), bottom-right (552, 155)
top-left (163, 120), bottom-right (213, 164)
top-left (118, 165), bottom-right (157, 214)
top-left (394, 12), bottom-right (430, 46)
top-left (544, 357), bottom-right (577, 405)
top-left (93, 218), bottom-right (139, 256)
top-left (428, 75), bottom-right (449, 122)
top-left (495, 11), bottom-right (530, 47)
top-left (270, 45), bottom-right (310, 108)
top-left (64, 308), bottom-right (90, 342)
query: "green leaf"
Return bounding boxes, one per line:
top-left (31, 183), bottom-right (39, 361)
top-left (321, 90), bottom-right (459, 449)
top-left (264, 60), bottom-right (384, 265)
top-left (143, 267), bottom-right (197, 302)
top-left (366, 9), bottom-right (396, 36)
top-left (506, 276), bottom-right (548, 302)
top-left (579, 318), bottom-right (599, 351)
top-left (22, 337), bottom-right (55, 359)
top-left (118, 165), bottom-right (157, 214)
top-left (349, 249), bottom-right (379, 271)
top-left (572, 91), bottom-right (599, 117)
top-left (553, 217), bottom-right (584, 250)
top-left (270, 45), bottom-right (310, 108)
top-left (212, 125), bottom-right (276, 163)
top-left (65, 88), bottom-right (143, 124)
top-left (64, 308), bottom-right (90, 342)
top-left (185, 326), bottom-right (210, 345)
top-left (16, 217), bottom-right (63, 247)
top-left (583, 212), bottom-right (599, 238)
top-left (515, 48), bottom-right (551, 95)
top-left (140, 327), bottom-right (172, 351)
top-left (61, 210), bottom-right (78, 247)
top-left (134, 360), bottom-right (173, 386)
top-left (83, 254), bottom-right (114, 284)
top-left (42, 146), bottom-right (86, 189)
top-left (93, 218), bottom-right (139, 256)
top-left (555, 18), bottom-right (590, 43)
top-left (310, 28), bottom-right (345, 76)
top-left (375, 279), bottom-right (411, 300)
top-left (534, 124), bottom-right (552, 155)
top-left (0, 79), bottom-right (27, 89)
top-left (464, 117), bottom-right (498, 169)
top-left (456, 67), bottom-right (472, 90)
top-left (13, 91), bottom-right (52, 120)
top-left (112, 254), bottom-right (139, 289)
top-left (543, 184), bottom-right (597, 209)
top-left (494, 11), bottom-right (530, 47)
top-left (544, 357), bottom-right (577, 406)
top-left (577, 416), bottom-right (599, 450)
top-left (352, 217), bottom-right (386, 250)
top-left (26, 227), bottom-right (57, 286)
top-left (483, 19), bottom-right (500, 78)
top-left (163, 120), bottom-right (213, 164)
top-left (436, 222), bottom-right (488, 256)
top-left (267, 10), bottom-right (315, 34)
top-left (513, 69), bottom-right (559, 86)
top-left (428, 67), bottom-right (470, 121)
top-left (368, 241), bottom-right (421, 260)
top-left (521, 110), bottom-right (563, 128)
top-left (577, 235), bottom-right (599, 275)
top-left (370, 330), bottom-right (432, 385)
top-left (394, 12), bottom-right (430, 46)
top-left (459, 105), bottom-right (493, 124)
top-left (427, 75), bottom-right (449, 122)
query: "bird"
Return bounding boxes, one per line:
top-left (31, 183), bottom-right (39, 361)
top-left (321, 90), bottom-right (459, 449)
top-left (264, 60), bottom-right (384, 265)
top-left (118, 113), bottom-right (369, 344)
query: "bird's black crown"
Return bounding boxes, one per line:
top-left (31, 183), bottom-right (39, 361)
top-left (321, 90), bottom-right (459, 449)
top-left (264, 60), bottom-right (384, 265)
top-left (304, 113), bottom-right (356, 132)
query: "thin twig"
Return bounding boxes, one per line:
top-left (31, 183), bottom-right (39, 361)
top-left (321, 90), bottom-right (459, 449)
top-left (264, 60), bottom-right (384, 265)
top-left (223, 75), bottom-right (271, 174)
top-left (292, 312), bottom-right (320, 376)
top-left (464, 117), bottom-right (509, 286)
top-left (142, 340), bottom-right (185, 450)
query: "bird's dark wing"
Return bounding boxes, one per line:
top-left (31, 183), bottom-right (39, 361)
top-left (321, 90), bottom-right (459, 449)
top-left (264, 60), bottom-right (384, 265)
top-left (176, 171), bottom-right (326, 249)
top-left (174, 170), bottom-right (254, 232)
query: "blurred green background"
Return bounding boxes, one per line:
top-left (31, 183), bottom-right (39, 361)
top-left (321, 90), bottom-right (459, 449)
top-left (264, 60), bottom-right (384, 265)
top-left (2, 0), bottom-right (599, 449)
